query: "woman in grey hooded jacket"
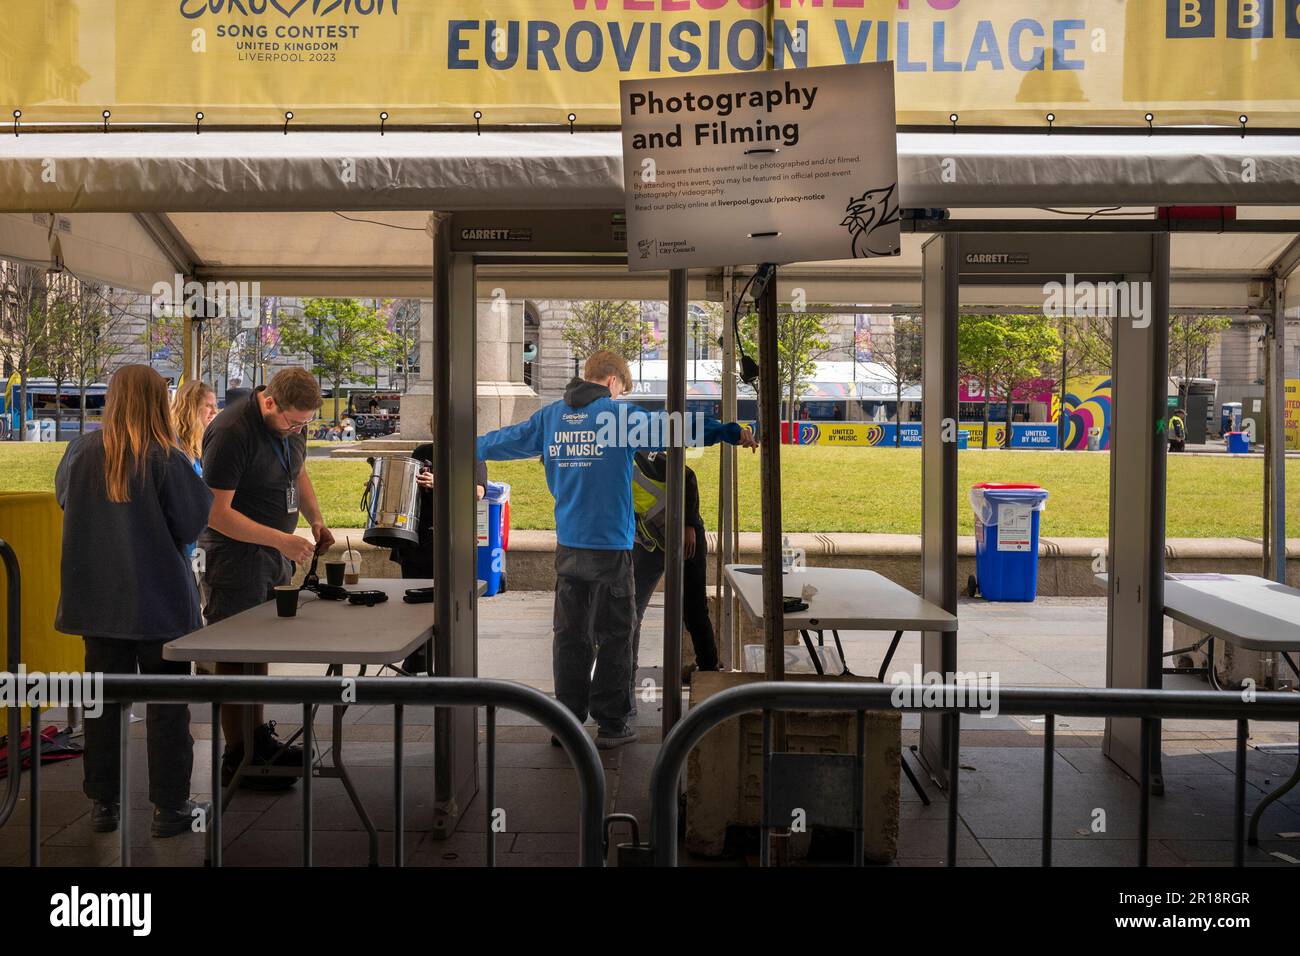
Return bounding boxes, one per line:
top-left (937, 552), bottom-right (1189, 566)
top-left (55, 364), bottom-right (214, 838)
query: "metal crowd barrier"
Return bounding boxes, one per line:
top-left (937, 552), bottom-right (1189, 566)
top-left (5, 673), bottom-right (607, 868)
top-left (0, 539), bottom-right (23, 836)
top-left (649, 681), bottom-right (1300, 867)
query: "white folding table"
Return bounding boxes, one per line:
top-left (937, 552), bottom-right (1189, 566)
top-left (164, 577), bottom-right (440, 865)
top-left (1096, 571), bottom-right (1300, 843)
top-left (724, 564), bottom-right (958, 681)
top-left (723, 564), bottom-right (959, 803)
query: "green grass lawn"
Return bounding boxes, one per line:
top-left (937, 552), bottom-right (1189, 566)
top-left (5, 440), bottom-right (1295, 538)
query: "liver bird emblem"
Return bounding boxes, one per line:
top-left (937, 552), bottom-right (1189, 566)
top-left (840, 184), bottom-right (900, 258)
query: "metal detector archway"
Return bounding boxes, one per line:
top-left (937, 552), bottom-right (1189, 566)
top-left (919, 231), bottom-right (1171, 787)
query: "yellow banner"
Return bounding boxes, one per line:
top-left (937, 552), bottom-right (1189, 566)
top-left (958, 422), bottom-right (1008, 447)
top-left (3, 0), bottom-right (1298, 125)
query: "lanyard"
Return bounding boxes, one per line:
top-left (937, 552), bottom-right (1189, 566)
top-left (269, 434), bottom-right (293, 481)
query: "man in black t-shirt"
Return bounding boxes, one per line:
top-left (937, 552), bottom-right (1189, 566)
top-left (198, 367), bottom-right (334, 788)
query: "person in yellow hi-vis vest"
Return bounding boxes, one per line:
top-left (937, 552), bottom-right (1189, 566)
top-left (1168, 408), bottom-right (1186, 453)
top-left (630, 450), bottom-right (719, 702)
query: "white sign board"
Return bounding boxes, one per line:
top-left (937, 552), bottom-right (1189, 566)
top-left (620, 62), bottom-right (900, 272)
top-left (996, 503), bottom-right (1033, 553)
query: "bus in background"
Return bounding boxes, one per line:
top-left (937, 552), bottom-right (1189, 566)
top-left (1, 376), bottom-right (109, 441)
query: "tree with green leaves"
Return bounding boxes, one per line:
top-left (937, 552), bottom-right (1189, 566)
top-left (737, 307), bottom-right (835, 435)
top-left (959, 314), bottom-right (1061, 449)
top-left (560, 300), bottom-right (654, 371)
top-left (1168, 315), bottom-right (1232, 403)
top-left (867, 315), bottom-right (923, 446)
top-left (277, 297), bottom-right (397, 423)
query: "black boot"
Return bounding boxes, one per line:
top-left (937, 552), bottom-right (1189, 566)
top-left (91, 800), bottom-right (120, 833)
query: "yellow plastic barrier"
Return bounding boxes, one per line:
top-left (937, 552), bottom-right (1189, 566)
top-left (0, 492), bottom-right (81, 736)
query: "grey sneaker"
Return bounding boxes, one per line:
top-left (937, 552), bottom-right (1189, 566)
top-left (596, 724), bottom-right (639, 750)
top-left (152, 799), bottom-right (212, 839)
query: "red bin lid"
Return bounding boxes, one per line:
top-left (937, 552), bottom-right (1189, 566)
top-left (972, 482), bottom-right (1042, 489)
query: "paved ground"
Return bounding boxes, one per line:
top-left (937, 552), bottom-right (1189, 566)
top-left (3, 594), bottom-right (1298, 868)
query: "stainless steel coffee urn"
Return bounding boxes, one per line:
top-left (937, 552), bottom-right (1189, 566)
top-left (361, 455), bottom-right (423, 546)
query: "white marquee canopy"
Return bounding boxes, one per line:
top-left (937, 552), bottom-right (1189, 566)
top-left (0, 131), bottom-right (1296, 303)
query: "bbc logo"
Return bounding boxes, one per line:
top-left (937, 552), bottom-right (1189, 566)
top-left (1167, 0), bottom-right (1300, 39)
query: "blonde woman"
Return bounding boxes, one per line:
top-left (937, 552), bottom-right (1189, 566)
top-left (55, 364), bottom-right (214, 838)
top-left (171, 381), bottom-right (218, 564)
top-left (172, 380), bottom-right (218, 471)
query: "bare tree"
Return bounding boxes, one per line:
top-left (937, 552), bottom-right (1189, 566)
top-left (560, 300), bottom-right (653, 372)
top-left (37, 276), bottom-right (78, 437)
top-left (387, 299), bottom-right (422, 392)
top-left (69, 281), bottom-right (129, 433)
top-left (0, 261), bottom-right (52, 439)
top-left (867, 315), bottom-right (923, 445)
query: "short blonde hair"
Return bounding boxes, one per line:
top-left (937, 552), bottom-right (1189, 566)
top-left (582, 350), bottom-right (632, 392)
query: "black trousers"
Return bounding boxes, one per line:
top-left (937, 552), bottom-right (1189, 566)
top-left (632, 524), bottom-right (719, 674)
top-left (82, 637), bottom-right (193, 808)
top-left (553, 545), bottom-right (635, 728)
top-left (399, 560), bottom-right (434, 674)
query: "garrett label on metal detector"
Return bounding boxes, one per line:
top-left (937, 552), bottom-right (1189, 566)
top-left (619, 62), bottom-right (901, 271)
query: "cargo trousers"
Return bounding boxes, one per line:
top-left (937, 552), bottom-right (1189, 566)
top-left (552, 545), bottom-right (635, 731)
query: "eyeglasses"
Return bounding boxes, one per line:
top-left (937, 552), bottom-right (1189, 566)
top-left (279, 411), bottom-right (315, 431)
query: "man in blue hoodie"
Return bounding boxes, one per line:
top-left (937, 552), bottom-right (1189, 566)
top-left (477, 350), bottom-right (756, 749)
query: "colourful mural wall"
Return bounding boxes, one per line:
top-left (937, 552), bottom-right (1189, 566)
top-left (1057, 376), bottom-right (1113, 450)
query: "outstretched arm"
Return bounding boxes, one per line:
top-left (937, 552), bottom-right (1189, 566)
top-left (476, 410), bottom-right (545, 462)
top-left (626, 407), bottom-right (757, 452)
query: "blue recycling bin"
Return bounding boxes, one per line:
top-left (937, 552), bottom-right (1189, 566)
top-left (476, 481), bottom-right (510, 596)
top-left (969, 483), bottom-right (1049, 602)
top-left (1226, 431), bottom-right (1251, 454)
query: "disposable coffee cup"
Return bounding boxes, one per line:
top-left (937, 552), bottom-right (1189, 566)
top-left (342, 549), bottom-right (361, 585)
top-left (274, 585), bottom-right (300, 618)
top-left (325, 562), bottom-right (346, 587)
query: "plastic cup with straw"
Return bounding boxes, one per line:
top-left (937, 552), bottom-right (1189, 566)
top-left (343, 535), bottom-right (361, 584)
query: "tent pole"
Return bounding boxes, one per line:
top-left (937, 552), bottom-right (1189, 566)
top-left (663, 268), bottom-right (688, 732)
top-left (429, 211), bottom-right (480, 838)
top-left (719, 266), bottom-right (737, 667)
top-left (1103, 233), bottom-right (1170, 791)
top-left (919, 235), bottom-right (960, 788)
top-left (757, 266), bottom-right (785, 693)
top-left (1265, 275), bottom-right (1287, 584)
